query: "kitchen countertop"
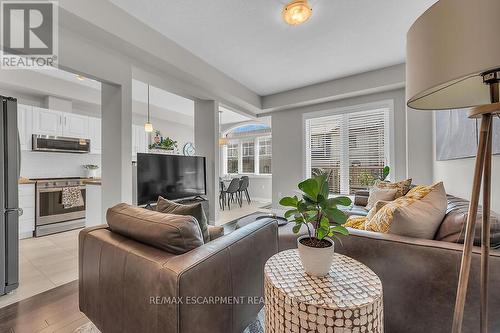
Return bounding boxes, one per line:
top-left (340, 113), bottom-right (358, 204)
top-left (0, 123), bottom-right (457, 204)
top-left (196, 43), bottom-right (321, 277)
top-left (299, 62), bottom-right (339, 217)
top-left (83, 179), bottom-right (101, 185)
top-left (18, 177), bottom-right (101, 185)
top-left (18, 178), bottom-right (36, 184)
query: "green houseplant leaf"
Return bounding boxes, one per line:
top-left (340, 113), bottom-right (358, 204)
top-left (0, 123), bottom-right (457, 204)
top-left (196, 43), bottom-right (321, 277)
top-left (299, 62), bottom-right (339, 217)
top-left (279, 196), bottom-right (299, 207)
top-left (298, 178), bottom-right (320, 201)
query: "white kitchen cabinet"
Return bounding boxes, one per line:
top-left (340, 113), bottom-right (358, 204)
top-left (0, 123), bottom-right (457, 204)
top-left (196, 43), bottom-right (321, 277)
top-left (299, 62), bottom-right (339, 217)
top-left (18, 183), bottom-right (35, 239)
top-left (88, 117), bottom-right (101, 154)
top-left (62, 113), bottom-right (90, 139)
top-left (32, 107), bottom-right (63, 136)
top-left (18, 104), bottom-right (33, 150)
top-left (32, 107), bottom-right (90, 138)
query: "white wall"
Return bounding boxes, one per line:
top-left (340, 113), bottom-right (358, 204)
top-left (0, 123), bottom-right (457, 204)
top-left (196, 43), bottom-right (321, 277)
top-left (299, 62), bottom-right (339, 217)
top-left (433, 114), bottom-right (500, 213)
top-left (271, 89), bottom-right (413, 208)
top-left (132, 114), bottom-right (194, 149)
top-left (406, 108), bottom-right (433, 184)
top-left (245, 176), bottom-right (272, 202)
top-left (20, 151), bottom-right (101, 179)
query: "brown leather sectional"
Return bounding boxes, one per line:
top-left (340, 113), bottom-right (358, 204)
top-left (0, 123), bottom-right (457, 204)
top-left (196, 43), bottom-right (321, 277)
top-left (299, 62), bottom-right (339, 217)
top-left (279, 193), bottom-right (500, 333)
top-left (79, 213), bottom-right (278, 333)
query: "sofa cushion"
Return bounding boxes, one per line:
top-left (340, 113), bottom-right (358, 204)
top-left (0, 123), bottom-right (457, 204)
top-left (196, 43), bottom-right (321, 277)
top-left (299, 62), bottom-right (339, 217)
top-left (156, 196), bottom-right (209, 243)
top-left (107, 203), bottom-right (204, 254)
top-left (375, 178), bottom-right (412, 198)
top-left (365, 182), bottom-right (447, 239)
top-left (366, 188), bottom-right (397, 210)
top-left (435, 195), bottom-right (500, 247)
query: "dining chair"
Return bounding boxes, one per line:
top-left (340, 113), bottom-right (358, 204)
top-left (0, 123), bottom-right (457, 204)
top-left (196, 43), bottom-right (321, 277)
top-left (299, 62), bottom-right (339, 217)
top-left (238, 176), bottom-right (251, 206)
top-left (219, 179), bottom-right (226, 210)
top-left (221, 178), bottom-right (240, 210)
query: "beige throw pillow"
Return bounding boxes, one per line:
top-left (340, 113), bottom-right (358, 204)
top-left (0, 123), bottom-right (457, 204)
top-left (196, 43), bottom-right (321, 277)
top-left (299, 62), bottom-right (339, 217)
top-left (389, 182), bottom-right (447, 239)
top-left (366, 188), bottom-right (398, 211)
top-left (375, 178), bottom-right (412, 198)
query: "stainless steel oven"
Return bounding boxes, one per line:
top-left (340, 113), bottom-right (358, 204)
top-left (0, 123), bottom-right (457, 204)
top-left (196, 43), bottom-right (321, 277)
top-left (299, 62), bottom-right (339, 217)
top-left (35, 178), bottom-right (86, 236)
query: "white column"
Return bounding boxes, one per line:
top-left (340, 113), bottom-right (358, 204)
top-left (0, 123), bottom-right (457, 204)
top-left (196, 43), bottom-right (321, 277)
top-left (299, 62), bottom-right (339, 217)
top-left (101, 81), bottom-right (133, 222)
top-left (194, 99), bottom-right (219, 224)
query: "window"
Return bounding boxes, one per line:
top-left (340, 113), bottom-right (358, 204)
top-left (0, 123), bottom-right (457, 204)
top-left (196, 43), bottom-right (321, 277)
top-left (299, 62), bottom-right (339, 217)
top-left (306, 108), bottom-right (390, 195)
top-left (259, 137), bottom-right (272, 174)
top-left (222, 124), bottom-right (272, 175)
top-left (227, 143), bottom-right (239, 174)
top-left (242, 141), bottom-right (255, 173)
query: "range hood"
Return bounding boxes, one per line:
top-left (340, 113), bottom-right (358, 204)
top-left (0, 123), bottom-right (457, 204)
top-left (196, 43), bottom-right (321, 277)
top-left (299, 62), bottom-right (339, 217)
top-left (32, 134), bottom-right (91, 153)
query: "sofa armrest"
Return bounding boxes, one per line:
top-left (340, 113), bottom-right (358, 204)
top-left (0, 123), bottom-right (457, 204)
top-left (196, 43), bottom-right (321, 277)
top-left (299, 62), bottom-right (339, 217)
top-left (353, 190), bottom-right (369, 207)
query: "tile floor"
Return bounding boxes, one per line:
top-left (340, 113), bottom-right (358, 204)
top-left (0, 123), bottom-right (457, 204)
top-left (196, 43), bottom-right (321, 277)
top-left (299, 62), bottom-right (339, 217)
top-left (215, 200), bottom-right (271, 226)
top-left (0, 228), bottom-right (80, 308)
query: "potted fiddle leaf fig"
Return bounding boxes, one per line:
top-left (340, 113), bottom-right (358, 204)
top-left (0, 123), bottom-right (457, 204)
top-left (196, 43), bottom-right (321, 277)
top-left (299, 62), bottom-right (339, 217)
top-left (279, 172), bottom-right (352, 276)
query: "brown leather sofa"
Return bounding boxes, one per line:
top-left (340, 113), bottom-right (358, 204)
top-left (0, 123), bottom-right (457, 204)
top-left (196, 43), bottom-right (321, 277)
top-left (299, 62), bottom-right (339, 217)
top-left (349, 190), bottom-right (500, 247)
top-left (79, 215), bottom-right (278, 333)
top-left (279, 193), bottom-right (500, 333)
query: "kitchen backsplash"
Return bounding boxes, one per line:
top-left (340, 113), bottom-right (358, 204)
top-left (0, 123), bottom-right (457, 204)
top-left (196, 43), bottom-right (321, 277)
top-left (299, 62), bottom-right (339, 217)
top-left (20, 151), bottom-right (101, 179)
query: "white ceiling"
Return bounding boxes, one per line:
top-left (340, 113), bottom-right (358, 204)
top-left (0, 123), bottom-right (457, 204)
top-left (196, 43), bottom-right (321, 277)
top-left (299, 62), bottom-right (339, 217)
top-left (0, 67), bottom-right (252, 126)
top-left (109, 0), bottom-right (437, 96)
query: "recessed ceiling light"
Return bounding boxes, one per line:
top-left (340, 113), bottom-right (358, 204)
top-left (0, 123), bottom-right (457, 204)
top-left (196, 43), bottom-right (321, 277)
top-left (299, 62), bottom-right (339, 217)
top-left (282, 0), bottom-right (313, 26)
top-left (76, 75), bottom-right (85, 81)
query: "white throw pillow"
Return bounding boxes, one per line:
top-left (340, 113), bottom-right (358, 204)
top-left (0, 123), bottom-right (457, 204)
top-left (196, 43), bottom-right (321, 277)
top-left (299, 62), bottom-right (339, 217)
top-left (366, 188), bottom-right (398, 211)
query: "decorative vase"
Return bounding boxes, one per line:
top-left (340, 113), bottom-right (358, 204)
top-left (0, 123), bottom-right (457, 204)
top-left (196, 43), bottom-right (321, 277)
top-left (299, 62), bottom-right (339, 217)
top-left (86, 169), bottom-right (98, 179)
top-left (297, 235), bottom-right (335, 277)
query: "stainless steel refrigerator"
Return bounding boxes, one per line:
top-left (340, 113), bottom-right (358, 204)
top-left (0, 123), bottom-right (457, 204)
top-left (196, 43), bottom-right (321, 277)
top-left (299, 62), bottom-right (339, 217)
top-left (0, 96), bottom-right (20, 296)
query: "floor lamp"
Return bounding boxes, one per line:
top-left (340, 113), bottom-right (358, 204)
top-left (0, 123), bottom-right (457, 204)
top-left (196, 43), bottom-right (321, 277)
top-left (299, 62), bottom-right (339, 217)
top-left (406, 0), bottom-right (500, 332)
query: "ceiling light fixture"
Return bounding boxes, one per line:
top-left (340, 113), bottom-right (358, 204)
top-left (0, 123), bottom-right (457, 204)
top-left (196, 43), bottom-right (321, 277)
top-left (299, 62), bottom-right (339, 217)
top-left (282, 0), bottom-right (313, 26)
top-left (144, 84), bottom-right (153, 133)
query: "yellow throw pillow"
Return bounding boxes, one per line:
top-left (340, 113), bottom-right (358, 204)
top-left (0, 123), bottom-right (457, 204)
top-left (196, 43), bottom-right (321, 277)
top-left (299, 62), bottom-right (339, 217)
top-left (345, 200), bottom-right (391, 231)
top-left (375, 178), bottom-right (412, 198)
top-left (345, 216), bottom-right (368, 230)
top-left (365, 183), bottom-right (436, 233)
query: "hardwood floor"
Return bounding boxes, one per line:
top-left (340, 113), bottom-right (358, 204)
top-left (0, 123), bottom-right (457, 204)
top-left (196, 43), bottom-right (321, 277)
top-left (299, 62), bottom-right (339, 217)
top-left (0, 280), bottom-right (90, 333)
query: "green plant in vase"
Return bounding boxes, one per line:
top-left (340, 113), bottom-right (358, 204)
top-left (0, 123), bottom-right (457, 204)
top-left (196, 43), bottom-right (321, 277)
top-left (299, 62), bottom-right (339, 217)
top-left (279, 172), bottom-right (352, 276)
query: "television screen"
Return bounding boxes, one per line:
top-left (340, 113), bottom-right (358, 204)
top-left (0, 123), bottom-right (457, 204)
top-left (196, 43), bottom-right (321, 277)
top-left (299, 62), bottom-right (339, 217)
top-left (137, 153), bottom-right (206, 205)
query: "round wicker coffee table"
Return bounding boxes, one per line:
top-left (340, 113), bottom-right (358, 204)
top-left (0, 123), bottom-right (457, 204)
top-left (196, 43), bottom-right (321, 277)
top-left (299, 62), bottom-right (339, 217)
top-left (264, 249), bottom-right (383, 333)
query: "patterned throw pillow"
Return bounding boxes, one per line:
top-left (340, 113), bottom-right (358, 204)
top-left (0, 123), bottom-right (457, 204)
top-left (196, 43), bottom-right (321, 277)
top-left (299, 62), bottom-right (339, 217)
top-left (365, 182), bottom-right (446, 237)
top-left (345, 200), bottom-right (391, 230)
top-left (374, 178), bottom-right (412, 198)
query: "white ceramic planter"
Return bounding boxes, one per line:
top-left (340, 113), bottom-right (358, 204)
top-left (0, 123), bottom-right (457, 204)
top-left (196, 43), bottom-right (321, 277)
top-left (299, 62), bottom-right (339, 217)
top-left (297, 235), bottom-right (335, 277)
top-left (86, 169), bottom-right (98, 179)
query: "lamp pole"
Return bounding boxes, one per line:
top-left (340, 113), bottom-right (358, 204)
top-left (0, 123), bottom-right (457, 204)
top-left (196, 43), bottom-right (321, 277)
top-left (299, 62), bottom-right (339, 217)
top-left (452, 70), bottom-right (500, 333)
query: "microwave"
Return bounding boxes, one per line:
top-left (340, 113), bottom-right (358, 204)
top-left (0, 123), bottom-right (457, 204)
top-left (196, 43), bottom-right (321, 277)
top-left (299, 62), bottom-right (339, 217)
top-left (32, 134), bottom-right (91, 153)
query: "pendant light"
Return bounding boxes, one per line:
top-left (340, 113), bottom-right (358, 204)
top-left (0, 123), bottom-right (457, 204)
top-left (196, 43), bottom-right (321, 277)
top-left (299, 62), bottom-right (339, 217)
top-left (144, 84), bottom-right (153, 132)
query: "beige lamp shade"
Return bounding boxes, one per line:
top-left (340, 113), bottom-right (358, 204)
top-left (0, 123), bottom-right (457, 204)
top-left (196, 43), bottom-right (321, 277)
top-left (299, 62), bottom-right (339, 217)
top-left (406, 0), bottom-right (500, 110)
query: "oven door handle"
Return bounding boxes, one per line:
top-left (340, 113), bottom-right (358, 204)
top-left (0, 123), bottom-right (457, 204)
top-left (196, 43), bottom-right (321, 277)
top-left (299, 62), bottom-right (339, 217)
top-left (38, 186), bottom-right (86, 193)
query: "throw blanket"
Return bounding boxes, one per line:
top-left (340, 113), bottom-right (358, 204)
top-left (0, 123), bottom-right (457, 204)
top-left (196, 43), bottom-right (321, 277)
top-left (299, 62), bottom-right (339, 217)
top-left (61, 186), bottom-right (84, 209)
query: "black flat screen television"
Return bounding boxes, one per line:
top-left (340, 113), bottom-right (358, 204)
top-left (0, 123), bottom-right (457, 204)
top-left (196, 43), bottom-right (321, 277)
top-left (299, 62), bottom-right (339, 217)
top-left (137, 153), bottom-right (206, 205)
